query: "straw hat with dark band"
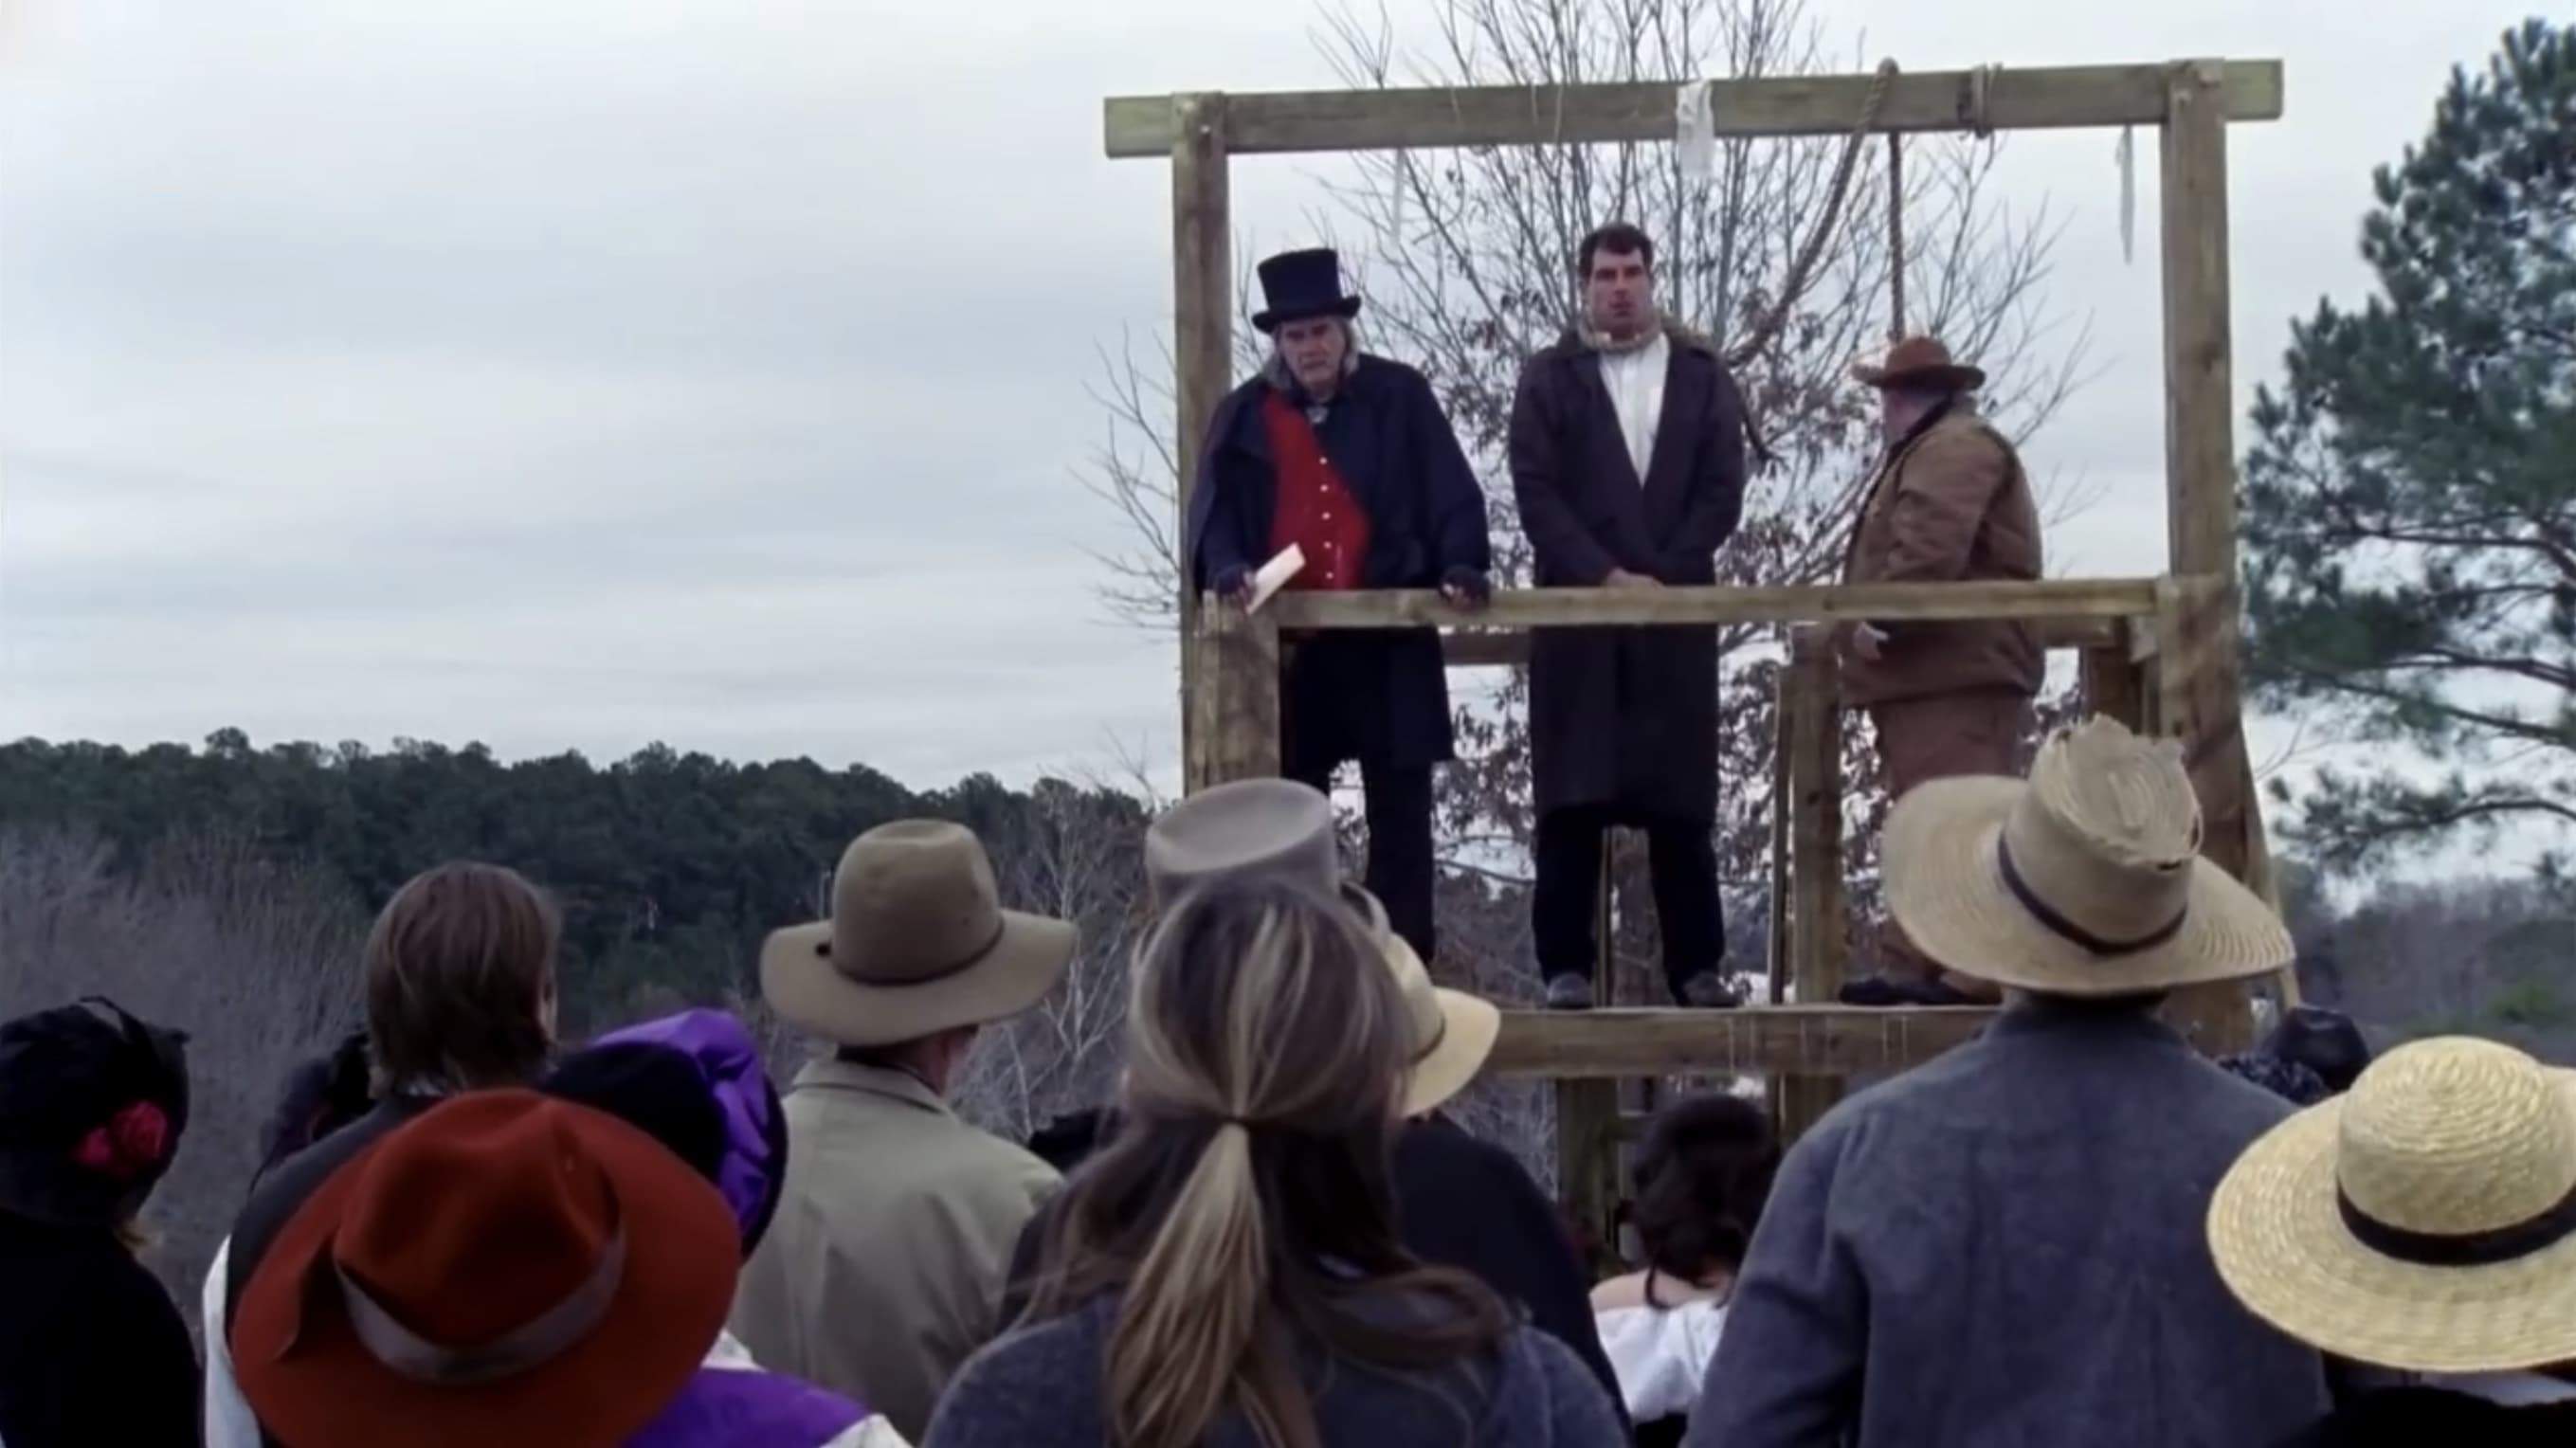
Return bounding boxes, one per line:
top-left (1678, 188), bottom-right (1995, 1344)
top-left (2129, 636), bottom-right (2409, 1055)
top-left (1882, 715), bottom-right (2292, 996)
top-left (761, 820), bottom-right (1077, 1049)
top-left (2208, 1037), bottom-right (2576, 1373)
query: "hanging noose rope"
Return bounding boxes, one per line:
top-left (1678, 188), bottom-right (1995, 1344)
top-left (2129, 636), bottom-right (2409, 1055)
top-left (1886, 127), bottom-right (1907, 341)
top-left (1722, 58), bottom-right (1900, 371)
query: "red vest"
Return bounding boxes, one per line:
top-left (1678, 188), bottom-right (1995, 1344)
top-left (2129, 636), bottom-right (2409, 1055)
top-left (1261, 394), bottom-right (1370, 591)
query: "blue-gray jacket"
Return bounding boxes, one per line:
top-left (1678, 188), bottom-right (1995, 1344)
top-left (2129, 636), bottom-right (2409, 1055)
top-left (1688, 999), bottom-right (2330, 1448)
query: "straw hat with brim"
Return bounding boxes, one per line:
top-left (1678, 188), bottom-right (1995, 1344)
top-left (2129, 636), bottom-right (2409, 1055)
top-left (2207, 1037), bottom-right (2576, 1373)
top-left (1883, 715), bottom-right (2292, 996)
top-left (762, 820), bottom-right (1077, 1049)
top-left (1148, 778), bottom-right (1499, 1113)
top-left (1383, 933), bottom-right (1501, 1118)
top-left (1851, 334), bottom-right (1986, 392)
top-left (233, 1091), bottom-right (738, 1448)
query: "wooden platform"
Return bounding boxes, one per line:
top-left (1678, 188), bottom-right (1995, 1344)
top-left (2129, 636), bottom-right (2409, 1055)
top-left (1488, 1005), bottom-right (1995, 1079)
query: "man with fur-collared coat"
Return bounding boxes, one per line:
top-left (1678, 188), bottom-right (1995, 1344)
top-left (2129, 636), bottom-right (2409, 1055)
top-left (1832, 334), bottom-right (2044, 1007)
top-left (1509, 223), bottom-right (1750, 1011)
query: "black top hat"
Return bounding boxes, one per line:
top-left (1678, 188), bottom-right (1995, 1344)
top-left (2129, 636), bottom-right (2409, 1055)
top-left (1253, 247), bottom-right (1364, 334)
top-left (0, 998), bottom-right (190, 1228)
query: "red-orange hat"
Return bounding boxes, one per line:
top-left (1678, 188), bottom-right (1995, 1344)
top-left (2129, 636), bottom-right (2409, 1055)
top-left (232, 1090), bottom-right (736, 1448)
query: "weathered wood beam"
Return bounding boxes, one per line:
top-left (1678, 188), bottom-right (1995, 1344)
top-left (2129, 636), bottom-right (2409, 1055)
top-left (1778, 630), bottom-right (1849, 1136)
top-left (2156, 62), bottom-right (2260, 1056)
top-left (1170, 95), bottom-right (1230, 780)
top-left (1440, 613), bottom-right (2126, 667)
top-left (1182, 603), bottom-right (1279, 792)
top-left (1106, 60), bottom-right (2282, 157)
top-left (1266, 577), bottom-right (2158, 631)
top-left (1490, 1005), bottom-right (1993, 1079)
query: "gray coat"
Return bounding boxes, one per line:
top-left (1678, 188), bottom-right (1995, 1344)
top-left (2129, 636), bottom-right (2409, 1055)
top-left (1686, 1000), bottom-right (2330, 1448)
top-left (1508, 326), bottom-right (1749, 820)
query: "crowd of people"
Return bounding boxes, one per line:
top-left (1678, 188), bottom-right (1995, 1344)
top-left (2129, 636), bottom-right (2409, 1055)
top-left (3, 225), bottom-right (2571, 1446)
top-left (4, 714), bottom-right (2570, 1447)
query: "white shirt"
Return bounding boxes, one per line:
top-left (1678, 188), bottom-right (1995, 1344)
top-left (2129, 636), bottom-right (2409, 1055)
top-left (1596, 1295), bottom-right (1729, 1423)
top-left (1597, 332), bottom-right (1670, 484)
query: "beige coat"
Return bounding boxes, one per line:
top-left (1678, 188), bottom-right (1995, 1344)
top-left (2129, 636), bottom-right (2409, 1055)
top-left (1838, 404), bottom-right (2044, 707)
top-left (729, 1059), bottom-right (1058, 1442)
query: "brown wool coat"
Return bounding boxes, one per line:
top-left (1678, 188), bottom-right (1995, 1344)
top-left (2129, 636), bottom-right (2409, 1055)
top-left (1837, 404), bottom-right (2044, 708)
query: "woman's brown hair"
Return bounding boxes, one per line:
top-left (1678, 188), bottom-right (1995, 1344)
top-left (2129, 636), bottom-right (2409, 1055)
top-left (364, 861), bottom-right (558, 1094)
top-left (1030, 877), bottom-right (1513, 1448)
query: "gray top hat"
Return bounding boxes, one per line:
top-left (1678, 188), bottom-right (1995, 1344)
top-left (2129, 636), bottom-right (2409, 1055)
top-left (1145, 778), bottom-right (1345, 905)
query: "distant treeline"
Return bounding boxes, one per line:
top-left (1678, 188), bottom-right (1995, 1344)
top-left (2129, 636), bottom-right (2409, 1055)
top-left (0, 731), bottom-right (1152, 1027)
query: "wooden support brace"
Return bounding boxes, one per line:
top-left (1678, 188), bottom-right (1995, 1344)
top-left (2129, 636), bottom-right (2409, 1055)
top-left (1442, 614), bottom-right (2125, 669)
top-left (1272, 577), bottom-right (2158, 631)
top-left (1496, 1005), bottom-right (1994, 1078)
top-left (1105, 60), bottom-right (2284, 157)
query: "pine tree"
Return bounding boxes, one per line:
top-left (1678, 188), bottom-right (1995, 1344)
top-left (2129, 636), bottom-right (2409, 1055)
top-left (2243, 18), bottom-right (2575, 873)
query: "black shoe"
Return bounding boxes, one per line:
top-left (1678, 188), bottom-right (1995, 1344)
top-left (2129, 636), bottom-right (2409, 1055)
top-left (1677, 971), bottom-right (1744, 1009)
top-left (1543, 973), bottom-right (1595, 1010)
top-left (1837, 976), bottom-right (1917, 1007)
top-left (1909, 978), bottom-right (1988, 1007)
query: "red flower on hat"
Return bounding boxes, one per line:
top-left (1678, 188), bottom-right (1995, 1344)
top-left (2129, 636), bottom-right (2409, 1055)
top-left (72, 1101), bottom-right (171, 1182)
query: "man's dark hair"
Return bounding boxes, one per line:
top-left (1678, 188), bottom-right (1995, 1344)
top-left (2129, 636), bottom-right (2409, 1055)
top-left (1578, 222), bottom-right (1656, 278)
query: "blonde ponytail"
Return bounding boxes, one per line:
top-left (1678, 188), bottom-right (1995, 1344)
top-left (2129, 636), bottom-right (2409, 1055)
top-left (1107, 1120), bottom-right (1274, 1447)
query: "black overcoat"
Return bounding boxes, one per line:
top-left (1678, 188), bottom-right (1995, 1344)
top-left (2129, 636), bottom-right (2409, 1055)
top-left (1188, 354), bottom-right (1491, 772)
top-left (1508, 327), bottom-right (1749, 819)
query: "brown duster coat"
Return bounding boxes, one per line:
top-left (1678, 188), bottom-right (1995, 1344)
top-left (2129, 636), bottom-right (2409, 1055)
top-left (1509, 325), bottom-right (1749, 820)
top-left (1837, 403), bottom-right (2044, 707)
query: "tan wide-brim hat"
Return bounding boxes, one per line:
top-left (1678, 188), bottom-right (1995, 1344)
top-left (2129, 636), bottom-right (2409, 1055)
top-left (2207, 1037), bottom-right (2576, 1373)
top-left (1884, 715), bottom-right (2292, 996)
top-left (1851, 334), bottom-right (1986, 392)
top-left (1382, 932), bottom-right (1500, 1118)
top-left (762, 821), bottom-right (1077, 1048)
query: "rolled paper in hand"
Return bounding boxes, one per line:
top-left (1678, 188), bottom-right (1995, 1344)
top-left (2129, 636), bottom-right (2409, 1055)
top-left (1246, 543), bottom-right (1306, 614)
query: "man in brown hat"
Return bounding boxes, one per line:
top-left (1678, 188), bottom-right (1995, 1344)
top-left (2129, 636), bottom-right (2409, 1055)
top-left (1833, 335), bottom-right (2044, 1007)
top-left (1687, 717), bottom-right (2328, 1448)
top-left (730, 819), bottom-right (1077, 1441)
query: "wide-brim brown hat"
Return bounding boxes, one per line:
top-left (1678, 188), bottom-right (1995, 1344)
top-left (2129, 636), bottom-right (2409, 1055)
top-left (233, 1091), bottom-right (738, 1448)
top-left (1382, 932), bottom-right (1501, 1118)
top-left (762, 820), bottom-right (1076, 1049)
top-left (1852, 334), bottom-right (1986, 392)
top-left (2207, 1037), bottom-right (2576, 1373)
top-left (1883, 715), bottom-right (2291, 996)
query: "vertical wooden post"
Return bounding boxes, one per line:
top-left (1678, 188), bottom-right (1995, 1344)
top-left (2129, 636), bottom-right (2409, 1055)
top-left (1553, 822), bottom-right (1622, 1270)
top-left (1779, 627), bottom-right (1846, 1138)
top-left (1187, 603), bottom-right (1279, 788)
top-left (2080, 622), bottom-right (2147, 731)
top-left (2158, 61), bottom-right (2259, 1057)
top-left (1171, 94), bottom-right (1231, 792)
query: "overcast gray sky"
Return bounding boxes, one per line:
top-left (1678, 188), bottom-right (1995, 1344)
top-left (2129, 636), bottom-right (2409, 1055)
top-left (0, 0), bottom-right (2540, 811)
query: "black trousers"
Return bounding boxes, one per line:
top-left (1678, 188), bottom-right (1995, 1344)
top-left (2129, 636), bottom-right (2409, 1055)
top-left (1286, 758), bottom-right (1436, 962)
top-left (1532, 805), bottom-right (1723, 997)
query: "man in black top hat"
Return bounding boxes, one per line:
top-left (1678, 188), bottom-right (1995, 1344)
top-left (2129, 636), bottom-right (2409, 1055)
top-left (1186, 246), bottom-right (1493, 962)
